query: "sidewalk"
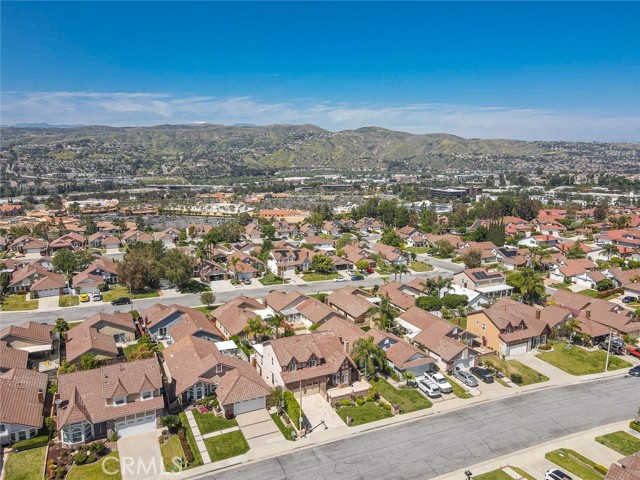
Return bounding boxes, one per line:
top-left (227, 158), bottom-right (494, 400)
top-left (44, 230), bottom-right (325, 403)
top-left (184, 410), bottom-right (212, 464)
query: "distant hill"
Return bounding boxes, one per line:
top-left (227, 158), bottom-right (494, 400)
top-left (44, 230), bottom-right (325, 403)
top-left (2, 123), bottom-right (636, 178)
top-left (10, 123), bottom-right (86, 128)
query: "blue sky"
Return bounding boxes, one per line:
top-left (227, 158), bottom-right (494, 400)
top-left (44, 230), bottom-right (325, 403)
top-left (1, 1), bottom-right (639, 140)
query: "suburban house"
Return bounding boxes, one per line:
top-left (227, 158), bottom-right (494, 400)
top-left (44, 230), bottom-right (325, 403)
top-left (253, 331), bottom-right (359, 396)
top-left (72, 271), bottom-right (104, 295)
top-left (0, 341), bottom-right (29, 373)
top-left (198, 260), bottom-right (230, 282)
top-left (326, 286), bottom-right (378, 324)
top-left (264, 290), bottom-right (344, 327)
top-left (456, 241), bottom-right (498, 264)
top-left (395, 307), bottom-right (479, 371)
top-left (154, 228), bottom-right (180, 248)
top-left (371, 243), bottom-right (406, 265)
top-left (244, 223), bottom-right (262, 241)
top-left (210, 296), bottom-right (271, 339)
top-left (139, 304), bottom-right (224, 344)
top-left (0, 322), bottom-right (56, 368)
top-left (122, 229), bottom-right (154, 245)
top-left (603, 450), bottom-right (640, 480)
top-left (9, 235), bottom-right (47, 256)
top-left (64, 312), bottom-right (137, 364)
top-left (299, 224), bottom-right (318, 237)
top-left (187, 224), bottom-right (213, 242)
top-left (549, 258), bottom-right (598, 284)
top-left (267, 247), bottom-right (317, 275)
top-left (56, 358), bottom-right (164, 443)
top-left (82, 257), bottom-right (119, 285)
top-left (495, 248), bottom-right (531, 270)
top-left (8, 263), bottom-right (66, 296)
top-left (466, 299), bottom-right (553, 356)
top-left (453, 268), bottom-right (513, 300)
top-left (0, 367), bottom-right (48, 445)
top-left (88, 232), bottom-right (121, 251)
top-left (378, 282), bottom-right (422, 311)
top-left (162, 335), bottom-right (270, 416)
top-left (48, 233), bottom-right (86, 252)
top-left (607, 267), bottom-right (640, 296)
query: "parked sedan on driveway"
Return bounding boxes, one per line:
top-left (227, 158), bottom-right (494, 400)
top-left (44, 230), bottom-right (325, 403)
top-left (630, 365), bottom-right (640, 377)
top-left (453, 370), bottom-right (478, 387)
top-left (417, 378), bottom-right (442, 398)
top-left (470, 367), bottom-right (494, 383)
top-left (622, 296), bottom-right (637, 304)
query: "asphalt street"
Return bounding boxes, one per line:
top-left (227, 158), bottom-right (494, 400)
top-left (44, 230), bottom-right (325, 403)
top-left (0, 270), bottom-right (449, 327)
top-left (202, 375), bottom-right (640, 480)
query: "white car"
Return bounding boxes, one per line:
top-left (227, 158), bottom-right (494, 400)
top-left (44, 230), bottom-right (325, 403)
top-left (92, 292), bottom-right (102, 301)
top-left (427, 373), bottom-right (453, 394)
top-left (333, 277), bottom-right (348, 283)
top-left (417, 378), bottom-right (441, 398)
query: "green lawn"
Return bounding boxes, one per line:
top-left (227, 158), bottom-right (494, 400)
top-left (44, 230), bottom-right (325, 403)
top-left (179, 413), bottom-right (203, 466)
top-left (271, 413), bottom-right (296, 440)
top-left (193, 410), bottom-right (237, 434)
top-left (473, 469), bottom-right (516, 480)
top-left (194, 305), bottom-right (217, 315)
top-left (406, 247), bottom-right (430, 254)
top-left (309, 293), bottom-right (328, 302)
top-left (160, 435), bottom-right (186, 472)
top-left (2, 294), bottom-right (38, 311)
top-left (510, 467), bottom-right (536, 480)
top-left (537, 342), bottom-right (632, 375)
top-left (259, 273), bottom-right (287, 286)
top-left (302, 272), bottom-right (340, 282)
top-left (67, 451), bottom-right (122, 480)
top-left (484, 357), bottom-right (549, 385)
top-left (371, 377), bottom-right (432, 413)
top-left (68, 321), bottom-right (83, 329)
top-left (409, 261), bottom-right (433, 272)
top-left (545, 448), bottom-right (606, 480)
top-left (203, 431), bottom-right (249, 462)
top-left (595, 431), bottom-right (640, 456)
top-left (59, 295), bottom-right (80, 307)
top-left (443, 374), bottom-right (473, 399)
top-left (337, 403), bottom-right (394, 426)
top-left (578, 289), bottom-right (601, 298)
top-left (102, 285), bottom-right (159, 302)
top-left (4, 446), bottom-right (47, 480)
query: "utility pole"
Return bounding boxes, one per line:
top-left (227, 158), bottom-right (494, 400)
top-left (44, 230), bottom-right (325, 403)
top-left (298, 381), bottom-right (303, 434)
top-left (605, 327), bottom-right (613, 372)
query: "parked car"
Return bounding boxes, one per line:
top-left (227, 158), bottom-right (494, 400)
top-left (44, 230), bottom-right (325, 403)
top-left (545, 469), bottom-right (573, 480)
top-left (626, 345), bottom-right (640, 359)
top-left (453, 370), bottom-right (478, 387)
top-left (622, 296), bottom-right (638, 304)
top-left (351, 275), bottom-right (364, 281)
top-left (346, 269), bottom-right (356, 276)
top-left (366, 267), bottom-right (375, 274)
top-left (79, 294), bottom-right (90, 302)
top-left (242, 278), bottom-right (252, 285)
top-left (417, 378), bottom-right (442, 398)
top-left (599, 338), bottom-right (625, 355)
top-left (427, 373), bottom-right (453, 393)
top-left (92, 292), bottom-right (102, 301)
top-left (629, 365), bottom-right (640, 377)
top-left (333, 277), bottom-right (348, 283)
top-left (111, 297), bottom-right (131, 306)
top-left (470, 367), bottom-right (494, 383)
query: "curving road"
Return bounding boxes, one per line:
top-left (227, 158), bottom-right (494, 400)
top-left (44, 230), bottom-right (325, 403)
top-left (201, 376), bottom-right (640, 480)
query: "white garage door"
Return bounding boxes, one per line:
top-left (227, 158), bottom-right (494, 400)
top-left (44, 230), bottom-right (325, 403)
top-left (452, 357), bottom-right (474, 370)
top-left (37, 288), bottom-right (59, 298)
top-left (508, 342), bottom-right (529, 356)
top-left (115, 413), bottom-right (156, 438)
top-left (233, 397), bottom-right (265, 416)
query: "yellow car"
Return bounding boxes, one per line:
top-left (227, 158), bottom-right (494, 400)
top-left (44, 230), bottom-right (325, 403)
top-left (79, 294), bottom-right (90, 302)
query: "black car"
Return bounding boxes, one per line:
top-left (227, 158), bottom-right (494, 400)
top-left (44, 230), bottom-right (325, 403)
top-left (351, 275), bottom-right (364, 281)
top-left (630, 365), bottom-right (640, 377)
top-left (469, 367), bottom-right (494, 383)
top-left (111, 297), bottom-right (131, 306)
top-left (622, 296), bottom-right (638, 304)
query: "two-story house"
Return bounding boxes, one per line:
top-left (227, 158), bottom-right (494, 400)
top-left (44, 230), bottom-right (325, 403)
top-left (453, 268), bottom-right (513, 300)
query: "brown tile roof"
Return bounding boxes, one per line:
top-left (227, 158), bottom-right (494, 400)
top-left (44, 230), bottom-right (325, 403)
top-left (210, 296), bottom-right (266, 337)
top-left (8, 263), bottom-right (50, 287)
top-left (215, 363), bottom-right (270, 407)
top-left (168, 309), bottom-right (224, 343)
top-left (72, 271), bottom-right (104, 289)
top-left (550, 289), bottom-right (594, 312)
top-left (0, 321), bottom-right (53, 345)
top-left (30, 271), bottom-right (67, 291)
top-left (327, 286), bottom-right (376, 319)
top-left (264, 291), bottom-right (307, 312)
top-left (0, 341), bottom-right (29, 371)
top-left (87, 257), bottom-right (118, 275)
top-left (317, 317), bottom-right (365, 345)
top-left (575, 315), bottom-right (612, 338)
top-left (295, 297), bottom-right (341, 324)
top-left (65, 313), bottom-right (134, 363)
top-left (57, 358), bottom-right (163, 427)
top-left (384, 340), bottom-right (435, 371)
top-left (0, 368), bottom-right (48, 428)
top-left (606, 452), bottom-right (640, 480)
top-left (378, 282), bottom-right (417, 311)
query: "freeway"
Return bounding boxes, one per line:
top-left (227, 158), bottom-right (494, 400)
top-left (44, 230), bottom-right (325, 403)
top-left (0, 271), bottom-right (449, 327)
top-left (202, 375), bottom-right (640, 480)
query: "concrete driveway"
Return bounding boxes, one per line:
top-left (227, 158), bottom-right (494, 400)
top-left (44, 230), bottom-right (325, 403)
top-left (236, 410), bottom-right (282, 448)
top-left (301, 394), bottom-right (346, 431)
top-left (117, 430), bottom-right (163, 480)
top-left (38, 295), bottom-right (60, 311)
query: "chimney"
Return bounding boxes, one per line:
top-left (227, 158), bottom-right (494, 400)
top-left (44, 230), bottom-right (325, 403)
top-left (344, 340), bottom-right (350, 354)
top-left (585, 310), bottom-right (591, 319)
top-left (535, 309), bottom-right (541, 319)
top-left (38, 389), bottom-right (44, 404)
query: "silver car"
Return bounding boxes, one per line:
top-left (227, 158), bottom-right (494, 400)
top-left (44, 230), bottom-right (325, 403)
top-left (418, 379), bottom-right (442, 398)
top-left (454, 370), bottom-right (478, 387)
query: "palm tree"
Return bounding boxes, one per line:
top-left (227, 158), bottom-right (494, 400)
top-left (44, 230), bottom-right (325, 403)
top-left (376, 296), bottom-right (399, 332)
top-left (397, 263), bottom-right (409, 282)
top-left (601, 243), bottom-right (618, 261)
top-left (561, 318), bottom-right (582, 345)
top-left (351, 336), bottom-right (387, 378)
top-left (243, 316), bottom-right (265, 342)
top-left (268, 313), bottom-right (285, 339)
top-left (509, 267), bottom-right (545, 305)
top-left (230, 257), bottom-right (240, 284)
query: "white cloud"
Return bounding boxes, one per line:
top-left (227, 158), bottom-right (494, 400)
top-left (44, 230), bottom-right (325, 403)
top-left (1, 91), bottom-right (638, 141)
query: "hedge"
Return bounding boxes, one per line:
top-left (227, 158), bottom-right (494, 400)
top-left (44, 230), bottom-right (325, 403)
top-left (597, 287), bottom-right (624, 299)
top-left (283, 391), bottom-right (303, 430)
top-left (12, 435), bottom-right (49, 451)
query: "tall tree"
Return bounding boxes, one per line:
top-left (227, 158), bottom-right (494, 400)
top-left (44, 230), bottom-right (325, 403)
top-left (243, 316), bottom-right (266, 342)
top-left (159, 249), bottom-right (196, 288)
top-left (508, 268), bottom-right (545, 305)
top-left (351, 336), bottom-right (387, 378)
top-left (462, 249), bottom-right (482, 269)
top-left (52, 249), bottom-right (77, 276)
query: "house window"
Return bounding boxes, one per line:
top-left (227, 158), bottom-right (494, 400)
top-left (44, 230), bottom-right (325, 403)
top-left (482, 323), bottom-right (486, 331)
top-left (0, 424), bottom-right (5, 433)
top-left (342, 370), bottom-right (349, 384)
top-left (18, 430), bottom-right (26, 441)
top-left (332, 373), bottom-right (340, 385)
top-left (159, 327), bottom-right (168, 338)
top-left (113, 333), bottom-right (126, 343)
top-left (114, 396), bottom-right (127, 406)
top-left (289, 363), bottom-right (297, 372)
top-left (309, 358), bottom-right (316, 367)
top-left (216, 364), bottom-right (223, 373)
top-left (141, 390), bottom-right (153, 400)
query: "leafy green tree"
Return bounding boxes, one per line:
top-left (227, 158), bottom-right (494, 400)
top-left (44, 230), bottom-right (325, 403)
top-left (80, 353), bottom-right (100, 371)
top-left (262, 225), bottom-right (276, 239)
top-left (200, 291), bottom-right (216, 307)
top-left (434, 239), bottom-right (454, 258)
top-left (159, 249), bottom-right (195, 288)
top-left (416, 296), bottom-right (442, 311)
top-left (336, 234), bottom-right (355, 250)
top-left (58, 360), bottom-right (76, 374)
top-left (127, 343), bottom-right (155, 360)
top-left (507, 267), bottom-right (545, 305)
top-left (462, 249), bottom-right (482, 269)
top-left (355, 260), bottom-right (370, 272)
top-left (160, 415), bottom-right (182, 434)
top-left (351, 336), bottom-right (387, 378)
top-left (441, 294), bottom-right (469, 309)
top-left (380, 228), bottom-right (402, 248)
top-left (52, 249), bottom-right (77, 275)
top-left (565, 242), bottom-right (586, 259)
top-left (601, 243), bottom-right (618, 260)
top-left (310, 254), bottom-right (334, 274)
top-left (118, 242), bottom-right (164, 292)
top-left (243, 316), bottom-right (266, 342)
top-left (596, 278), bottom-right (615, 292)
top-left (308, 211), bottom-right (325, 228)
top-left (80, 215), bottom-right (98, 235)
top-left (53, 318), bottom-right (70, 336)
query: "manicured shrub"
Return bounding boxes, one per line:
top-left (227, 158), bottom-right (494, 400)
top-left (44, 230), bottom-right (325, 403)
top-left (283, 390), bottom-right (303, 429)
top-left (510, 373), bottom-right (523, 385)
top-left (594, 464), bottom-right (608, 475)
top-left (630, 421), bottom-right (640, 433)
top-left (86, 454), bottom-right (97, 464)
top-left (12, 435), bottom-right (49, 451)
top-left (382, 402), bottom-right (392, 411)
top-left (89, 440), bottom-right (107, 455)
top-left (75, 452), bottom-right (88, 465)
top-left (356, 397), bottom-right (365, 406)
top-left (340, 399), bottom-right (352, 406)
